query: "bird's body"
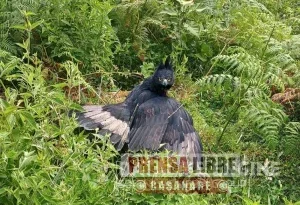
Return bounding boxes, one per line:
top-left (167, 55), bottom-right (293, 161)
top-left (76, 57), bottom-right (202, 158)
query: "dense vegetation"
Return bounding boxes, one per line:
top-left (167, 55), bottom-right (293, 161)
top-left (0, 0), bottom-right (299, 204)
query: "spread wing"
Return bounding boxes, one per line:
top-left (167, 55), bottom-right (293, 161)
top-left (128, 97), bottom-right (170, 150)
top-left (75, 103), bottom-right (131, 150)
top-left (128, 97), bottom-right (202, 157)
top-left (161, 104), bottom-right (203, 157)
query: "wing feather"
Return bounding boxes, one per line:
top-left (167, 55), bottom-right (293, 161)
top-left (74, 104), bottom-right (131, 151)
top-left (128, 97), bottom-right (202, 158)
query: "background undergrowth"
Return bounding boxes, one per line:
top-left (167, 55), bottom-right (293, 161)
top-left (0, 0), bottom-right (299, 204)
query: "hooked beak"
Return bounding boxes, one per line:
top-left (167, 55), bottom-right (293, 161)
top-left (162, 79), bottom-right (168, 86)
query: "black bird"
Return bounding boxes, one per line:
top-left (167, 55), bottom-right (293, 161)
top-left (75, 57), bottom-right (202, 158)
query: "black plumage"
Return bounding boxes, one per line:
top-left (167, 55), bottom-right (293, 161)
top-left (75, 57), bottom-right (202, 157)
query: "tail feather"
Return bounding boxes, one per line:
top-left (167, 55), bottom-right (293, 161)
top-left (74, 103), bottom-right (131, 150)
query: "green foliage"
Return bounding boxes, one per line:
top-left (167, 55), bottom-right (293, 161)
top-left (39, 0), bottom-right (116, 70)
top-left (282, 122), bottom-right (300, 156)
top-left (241, 100), bottom-right (288, 149)
top-left (0, 0), bottom-right (299, 204)
top-left (197, 41), bottom-right (298, 152)
top-left (0, 48), bottom-right (130, 204)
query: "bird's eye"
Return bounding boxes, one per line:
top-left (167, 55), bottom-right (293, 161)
top-left (167, 78), bottom-right (171, 82)
top-left (158, 77), bottom-right (162, 81)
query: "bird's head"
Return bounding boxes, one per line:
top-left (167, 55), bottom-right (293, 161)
top-left (153, 56), bottom-right (175, 91)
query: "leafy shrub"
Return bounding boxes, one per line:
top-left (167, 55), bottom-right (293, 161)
top-left (0, 0), bottom-right (299, 204)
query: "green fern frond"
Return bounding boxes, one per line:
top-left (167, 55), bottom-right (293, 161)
top-left (197, 74), bottom-right (241, 91)
top-left (244, 0), bottom-right (272, 14)
top-left (282, 122), bottom-right (300, 156)
top-left (265, 71), bottom-right (285, 91)
top-left (211, 54), bottom-right (240, 72)
top-left (241, 100), bottom-right (288, 149)
top-left (212, 51), bottom-right (262, 79)
top-left (245, 86), bottom-right (269, 99)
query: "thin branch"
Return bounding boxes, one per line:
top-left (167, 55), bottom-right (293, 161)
top-left (216, 25), bottom-right (276, 146)
top-left (205, 32), bottom-right (240, 76)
